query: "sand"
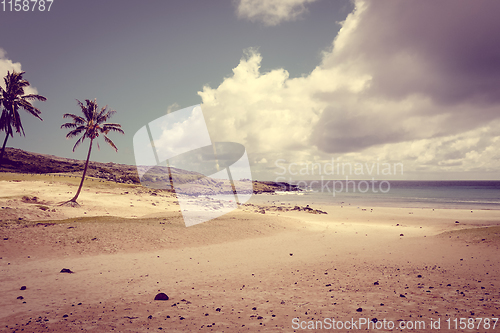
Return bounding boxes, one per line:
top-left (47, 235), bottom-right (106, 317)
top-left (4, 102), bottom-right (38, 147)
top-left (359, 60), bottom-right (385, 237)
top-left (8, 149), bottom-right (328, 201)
top-left (1, 173), bottom-right (499, 332)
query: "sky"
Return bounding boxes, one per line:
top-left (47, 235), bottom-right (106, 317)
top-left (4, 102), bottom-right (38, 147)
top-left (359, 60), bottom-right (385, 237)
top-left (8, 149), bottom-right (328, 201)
top-left (1, 0), bottom-right (500, 181)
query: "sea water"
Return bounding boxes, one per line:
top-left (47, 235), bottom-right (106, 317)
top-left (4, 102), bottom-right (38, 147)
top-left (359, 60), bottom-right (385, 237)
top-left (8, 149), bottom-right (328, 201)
top-left (249, 181), bottom-right (500, 210)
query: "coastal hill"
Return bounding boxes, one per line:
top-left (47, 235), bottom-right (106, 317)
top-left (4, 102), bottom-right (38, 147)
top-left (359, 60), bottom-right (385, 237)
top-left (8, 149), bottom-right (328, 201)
top-left (0, 147), bottom-right (299, 194)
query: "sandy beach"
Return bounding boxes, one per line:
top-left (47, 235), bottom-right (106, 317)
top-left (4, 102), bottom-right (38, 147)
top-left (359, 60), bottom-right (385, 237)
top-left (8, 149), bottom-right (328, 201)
top-left (1, 173), bottom-right (499, 332)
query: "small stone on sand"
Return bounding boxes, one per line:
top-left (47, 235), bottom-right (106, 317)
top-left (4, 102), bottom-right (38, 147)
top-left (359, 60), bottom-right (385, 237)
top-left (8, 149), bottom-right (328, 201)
top-left (154, 292), bottom-right (169, 301)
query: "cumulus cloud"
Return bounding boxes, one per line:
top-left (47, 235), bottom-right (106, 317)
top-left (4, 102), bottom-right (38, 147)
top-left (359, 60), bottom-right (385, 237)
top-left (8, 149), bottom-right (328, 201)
top-left (0, 48), bottom-right (22, 75)
top-left (309, 0), bottom-right (500, 153)
top-left (236, 0), bottom-right (317, 26)
top-left (201, 0), bottom-right (500, 178)
top-left (199, 49), bottom-right (321, 156)
top-left (0, 48), bottom-right (39, 96)
top-left (150, 106), bottom-right (212, 163)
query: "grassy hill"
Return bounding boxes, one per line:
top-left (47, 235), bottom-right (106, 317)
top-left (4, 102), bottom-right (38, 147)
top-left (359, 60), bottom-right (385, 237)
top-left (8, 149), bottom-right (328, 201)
top-left (0, 147), bottom-right (299, 194)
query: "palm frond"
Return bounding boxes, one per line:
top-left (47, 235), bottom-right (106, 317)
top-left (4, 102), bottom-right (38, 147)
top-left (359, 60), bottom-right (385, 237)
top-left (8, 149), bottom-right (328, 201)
top-left (72, 136), bottom-right (85, 152)
top-left (21, 94), bottom-right (47, 102)
top-left (10, 109), bottom-right (26, 136)
top-left (62, 113), bottom-right (85, 124)
top-left (102, 123), bottom-right (124, 134)
top-left (76, 99), bottom-right (92, 122)
top-left (98, 108), bottom-right (116, 124)
top-left (18, 100), bottom-right (42, 120)
top-left (65, 126), bottom-right (86, 139)
top-left (103, 135), bottom-right (118, 152)
top-left (96, 105), bottom-right (109, 121)
top-left (88, 99), bottom-right (98, 120)
top-left (13, 122), bottom-right (25, 136)
top-left (0, 110), bottom-right (11, 133)
top-left (60, 122), bottom-right (78, 129)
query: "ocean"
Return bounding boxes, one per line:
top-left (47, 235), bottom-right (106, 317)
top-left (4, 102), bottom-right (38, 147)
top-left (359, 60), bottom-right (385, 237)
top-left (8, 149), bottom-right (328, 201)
top-left (249, 180), bottom-right (500, 210)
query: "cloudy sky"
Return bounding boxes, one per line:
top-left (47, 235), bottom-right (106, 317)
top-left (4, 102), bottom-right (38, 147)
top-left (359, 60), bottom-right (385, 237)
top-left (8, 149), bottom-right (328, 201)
top-left (1, 0), bottom-right (499, 181)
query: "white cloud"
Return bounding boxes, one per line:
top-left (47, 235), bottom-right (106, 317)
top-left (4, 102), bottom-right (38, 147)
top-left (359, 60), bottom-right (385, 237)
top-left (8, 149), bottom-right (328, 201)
top-left (199, 49), bottom-right (321, 155)
top-left (0, 48), bottom-right (22, 75)
top-left (201, 1), bottom-right (500, 179)
top-left (150, 106), bottom-right (212, 163)
top-left (236, 0), bottom-right (317, 26)
top-left (166, 102), bottom-right (180, 114)
top-left (0, 48), bottom-right (39, 96)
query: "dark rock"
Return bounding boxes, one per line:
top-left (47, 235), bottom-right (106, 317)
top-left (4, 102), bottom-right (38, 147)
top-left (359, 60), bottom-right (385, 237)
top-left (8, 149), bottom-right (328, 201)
top-left (356, 308), bottom-right (362, 312)
top-left (20, 286), bottom-right (26, 290)
top-left (60, 268), bottom-right (74, 273)
top-left (289, 253), bottom-right (293, 256)
top-left (22, 196), bottom-right (39, 203)
top-left (17, 296), bottom-right (24, 300)
top-left (417, 275), bottom-right (422, 278)
top-left (62, 314), bottom-right (68, 318)
top-left (373, 281), bottom-right (379, 285)
top-left (455, 221), bottom-right (459, 223)
top-left (154, 292), bottom-right (169, 301)
top-left (148, 315), bottom-right (153, 319)
top-left (216, 308), bottom-right (221, 312)
top-left (400, 234), bottom-right (404, 236)
top-left (371, 318), bottom-right (378, 323)
top-left (399, 294), bottom-right (406, 298)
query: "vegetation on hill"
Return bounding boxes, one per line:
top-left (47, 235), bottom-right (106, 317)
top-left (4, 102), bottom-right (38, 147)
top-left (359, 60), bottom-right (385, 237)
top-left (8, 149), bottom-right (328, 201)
top-left (0, 148), bottom-right (300, 194)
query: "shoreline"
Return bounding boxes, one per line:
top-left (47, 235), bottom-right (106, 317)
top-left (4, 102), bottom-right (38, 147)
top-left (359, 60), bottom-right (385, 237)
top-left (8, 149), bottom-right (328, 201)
top-left (251, 191), bottom-right (500, 212)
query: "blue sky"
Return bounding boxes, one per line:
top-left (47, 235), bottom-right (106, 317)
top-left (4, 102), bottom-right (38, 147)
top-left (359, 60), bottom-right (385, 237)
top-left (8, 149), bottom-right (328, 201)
top-left (1, 0), bottom-right (500, 181)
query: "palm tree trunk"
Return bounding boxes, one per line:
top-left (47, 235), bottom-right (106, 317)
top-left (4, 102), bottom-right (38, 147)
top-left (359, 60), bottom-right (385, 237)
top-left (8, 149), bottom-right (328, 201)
top-left (0, 129), bottom-right (11, 166)
top-left (69, 138), bottom-right (93, 203)
top-left (166, 160), bottom-right (175, 192)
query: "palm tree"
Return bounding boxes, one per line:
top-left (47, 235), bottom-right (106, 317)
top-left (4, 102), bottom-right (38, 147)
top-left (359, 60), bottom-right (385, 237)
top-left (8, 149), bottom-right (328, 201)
top-left (0, 71), bottom-right (46, 164)
top-left (61, 99), bottom-right (124, 206)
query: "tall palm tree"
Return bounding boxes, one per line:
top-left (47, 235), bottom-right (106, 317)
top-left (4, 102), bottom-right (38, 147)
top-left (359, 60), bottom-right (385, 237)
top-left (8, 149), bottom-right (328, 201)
top-left (0, 71), bottom-right (46, 164)
top-left (61, 99), bottom-right (124, 206)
